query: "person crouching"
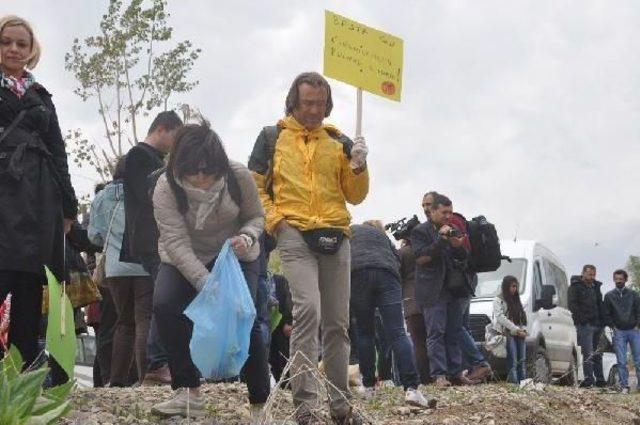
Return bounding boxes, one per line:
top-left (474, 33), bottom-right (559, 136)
top-left (150, 122), bottom-right (270, 421)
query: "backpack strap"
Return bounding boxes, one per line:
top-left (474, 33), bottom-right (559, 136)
top-left (325, 128), bottom-right (354, 159)
top-left (261, 125), bottom-right (281, 200)
top-left (226, 166), bottom-right (243, 207)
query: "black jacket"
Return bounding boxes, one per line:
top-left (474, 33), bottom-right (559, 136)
top-left (567, 276), bottom-right (604, 326)
top-left (350, 224), bottom-right (400, 279)
top-left (120, 143), bottom-right (165, 262)
top-left (603, 287), bottom-right (640, 330)
top-left (410, 221), bottom-right (468, 307)
top-left (0, 83), bottom-right (78, 280)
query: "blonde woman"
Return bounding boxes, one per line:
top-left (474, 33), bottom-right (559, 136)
top-left (0, 15), bottom-right (77, 366)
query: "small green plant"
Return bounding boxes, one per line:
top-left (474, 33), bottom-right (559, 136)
top-left (0, 346), bottom-right (75, 424)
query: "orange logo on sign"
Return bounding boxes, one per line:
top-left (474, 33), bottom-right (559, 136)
top-left (381, 81), bottom-right (396, 95)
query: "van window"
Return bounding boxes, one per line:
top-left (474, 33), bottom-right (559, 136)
top-left (475, 258), bottom-right (527, 298)
top-left (533, 261), bottom-right (543, 305)
top-left (543, 260), bottom-right (569, 308)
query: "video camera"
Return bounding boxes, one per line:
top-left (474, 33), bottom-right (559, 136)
top-left (385, 215), bottom-right (420, 241)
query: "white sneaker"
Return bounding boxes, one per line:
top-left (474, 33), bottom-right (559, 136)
top-left (250, 403), bottom-right (270, 424)
top-left (151, 388), bottom-right (205, 417)
top-left (405, 388), bottom-right (437, 409)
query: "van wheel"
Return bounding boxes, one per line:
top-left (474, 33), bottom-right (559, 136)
top-left (559, 354), bottom-right (578, 387)
top-left (607, 365), bottom-right (619, 389)
top-left (528, 347), bottom-right (552, 384)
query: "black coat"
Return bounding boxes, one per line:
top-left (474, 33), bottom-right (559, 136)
top-left (0, 84), bottom-right (77, 280)
top-left (603, 287), bottom-right (640, 330)
top-left (567, 276), bottom-right (604, 326)
top-left (120, 143), bottom-right (165, 262)
top-left (410, 221), bottom-right (468, 307)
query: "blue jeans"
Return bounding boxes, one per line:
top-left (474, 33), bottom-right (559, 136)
top-left (576, 324), bottom-right (605, 385)
top-left (460, 298), bottom-right (487, 369)
top-left (506, 334), bottom-right (526, 383)
top-left (612, 328), bottom-right (640, 389)
top-left (422, 291), bottom-right (465, 379)
top-left (351, 268), bottom-right (419, 390)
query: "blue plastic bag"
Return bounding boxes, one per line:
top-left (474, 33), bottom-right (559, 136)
top-left (184, 240), bottom-right (256, 380)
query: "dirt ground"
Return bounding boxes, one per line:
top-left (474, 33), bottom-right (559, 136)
top-left (60, 381), bottom-right (640, 424)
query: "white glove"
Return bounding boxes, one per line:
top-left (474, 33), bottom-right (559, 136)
top-left (350, 136), bottom-right (368, 170)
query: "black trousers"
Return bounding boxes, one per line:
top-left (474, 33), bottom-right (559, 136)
top-left (269, 325), bottom-right (290, 383)
top-left (154, 259), bottom-right (270, 404)
top-left (93, 284), bottom-right (118, 387)
top-left (139, 252), bottom-right (168, 372)
top-left (0, 271), bottom-right (43, 368)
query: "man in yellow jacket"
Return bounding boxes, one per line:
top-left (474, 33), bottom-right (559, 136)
top-left (249, 72), bottom-right (369, 425)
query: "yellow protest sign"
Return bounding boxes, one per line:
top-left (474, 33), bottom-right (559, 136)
top-left (324, 10), bottom-right (404, 101)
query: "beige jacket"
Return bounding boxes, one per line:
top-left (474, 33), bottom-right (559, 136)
top-left (153, 161), bottom-right (264, 290)
top-left (492, 295), bottom-right (526, 335)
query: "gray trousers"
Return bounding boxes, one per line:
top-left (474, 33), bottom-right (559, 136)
top-left (277, 226), bottom-right (351, 417)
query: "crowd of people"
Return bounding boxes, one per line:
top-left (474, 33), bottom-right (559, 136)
top-left (1, 13), bottom-right (640, 425)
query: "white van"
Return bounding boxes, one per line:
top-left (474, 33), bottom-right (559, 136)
top-left (468, 240), bottom-right (584, 384)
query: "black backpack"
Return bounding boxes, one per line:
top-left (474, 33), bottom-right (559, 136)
top-left (467, 215), bottom-right (501, 273)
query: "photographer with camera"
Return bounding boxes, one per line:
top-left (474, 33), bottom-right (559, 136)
top-left (421, 192), bottom-right (492, 383)
top-left (411, 193), bottom-right (476, 387)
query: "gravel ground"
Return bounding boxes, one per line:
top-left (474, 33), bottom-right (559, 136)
top-left (59, 381), bottom-right (640, 424)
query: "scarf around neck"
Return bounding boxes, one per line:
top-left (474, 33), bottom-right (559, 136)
top-left (0, 70), bottom-right (35, 98)
top-left (176, 177), bottom-right (227, 230)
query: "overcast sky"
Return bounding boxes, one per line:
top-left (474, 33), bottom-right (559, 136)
top-left (4, 0), bottom-right (639, 291)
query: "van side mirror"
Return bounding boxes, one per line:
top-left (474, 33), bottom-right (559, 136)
top-left (534, 285), bottom-right (556, 311)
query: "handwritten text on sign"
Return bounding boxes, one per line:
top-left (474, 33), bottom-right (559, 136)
top-left (324, 10), bottom-right (403, 101)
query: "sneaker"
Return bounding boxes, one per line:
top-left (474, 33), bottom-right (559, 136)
top-left (143, 364), bottom-right (172, 386)
top-left (435, 376), bottom-right (452, 388)
top-left (296, 410), bottom-right (324, 425)
top-left (332, 408), bottom-right (370, 425)
top-left (620, 387), bottom-right (630, 394)
top-left (405, 388), bottom-right (437, 409)
top-left (151, 388), bottom-right (205, 418)
top-left (250, 403), bottom-right (269, 425)
top-left (579, 381), bottom-right (594, 389)
top-left (595, 380), bottom-right (608, 388)
top-left (467, 364), bottom-right (492, 381)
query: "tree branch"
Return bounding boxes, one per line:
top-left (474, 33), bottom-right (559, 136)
top-left (96, 86), bottom-right (118, 158)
